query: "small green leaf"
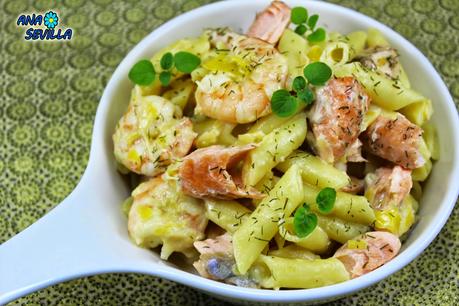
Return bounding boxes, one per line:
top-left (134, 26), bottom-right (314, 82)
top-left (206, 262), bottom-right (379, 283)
top-left (159, 71), bottom-right (171, 86)
top-left (307, 14), bottom-right (319, 30)
top-left (128, 60), bottom-right (156, 85)
top-left (292, 76), bottom-right (306, 92)
top-left (174, 51), bottom-right (201, 73)
top-left (291, 7), bottom-right (308, 25)
top-left (297, 87), bottom-right (314, 105)
top-left (303, 61), bottom-right (332, 86)
top-left (294, 24), bottom-right (307, 35)
top-left (293, 204), bottom-right (318, 238)
top-left (307, 28), bottom-right (326, 43)
top-left (160, 52), bottom-right (174, 70)
top-left (316, 187), bottom-right (336, 214)
top-left (270, 89), bottom-right (298, 117)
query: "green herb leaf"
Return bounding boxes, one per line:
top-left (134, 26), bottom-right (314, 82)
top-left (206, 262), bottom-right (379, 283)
top-left (271, 89), bottom-right (298, 117)
top-left (303, 61), bottom-right (332, 86)
top-left (291, 7), bottom-right (308, 25)
top-left (293, 204), bottom-right (318, 238)
top-left (307, 28), bottom-right (326, 43)
top-left (174, 51), bottom-right (201, 73)
top-left (128, 60), bottom-right (156, 85)
top-left (159, 71), bottom-right (172, 86)
top-left (307, 14), bottom-right (319, 30)
top-left (292, 76), bottom-right (306, 92)
top-left (294, 24), bottom-right (307, 35)
top-left (316, 187), bottom-right (336, 214)
top-left (297, 87), bottom-right (314, 105)
top-left (160, 52), bottom-right (174, 70)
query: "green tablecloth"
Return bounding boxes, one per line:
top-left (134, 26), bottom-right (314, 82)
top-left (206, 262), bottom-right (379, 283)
top-left (1, 0), bottom-right (458, 304)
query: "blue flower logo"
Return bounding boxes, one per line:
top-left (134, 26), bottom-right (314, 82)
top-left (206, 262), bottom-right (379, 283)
top-left (44, 11), bottom-right (58, 29)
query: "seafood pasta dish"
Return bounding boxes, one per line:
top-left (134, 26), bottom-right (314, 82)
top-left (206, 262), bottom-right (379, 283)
top-left (113, 1), bottom-right (438, 289)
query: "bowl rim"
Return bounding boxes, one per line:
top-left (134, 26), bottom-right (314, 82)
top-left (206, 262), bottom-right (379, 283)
top-left (93, 0), bottom-right (459, 303)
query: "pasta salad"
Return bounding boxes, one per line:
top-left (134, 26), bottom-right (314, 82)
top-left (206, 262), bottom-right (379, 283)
top-left (113, 1), bottom-right (438, 289)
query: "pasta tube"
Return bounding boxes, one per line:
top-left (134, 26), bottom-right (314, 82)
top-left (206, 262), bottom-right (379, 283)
top-left (205, 199), bottom-right (251, 233)
top-left (279, 218), bottom-right (330, 253)
top-left (334, 63), bottom-right (429, 111)
top-left (276, 150), bottom-right (350, 190)
top-left (422, 122), bottom-right (440, 160)
top-left (346, 31), bottom-right (367, 57)
top-left (242, 113), bottom-right (307, 187)
top-left (268, 244), bottom-right (319, 260)
top-left (317, 214), bottom-right (370, 244)
top-left (303, 183), bottom-right (375, 225)
top-left (257, 255), bottom-right (350, 289)
top-left (233, 165), bottom-right (303, 274)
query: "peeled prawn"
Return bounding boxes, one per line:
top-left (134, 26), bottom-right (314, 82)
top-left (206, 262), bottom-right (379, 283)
top-left (365, 166), bottom-right (412, 210)
top-left (195, 29), bottom-right (288, 123)
top-left (362, 113), bottom-right (425, 169)
top-left (334, 231), bottom-right (401, 278)
top-left (113, 87), bottom-right (196, 176)
top-left (247, 1), bottom-right (291, 44)
top-left (128, 176), bottom-right (207, 259)
top-left (178, 145), bottom-right (264, 200)
top-left (309, 77), bottom-right (370, 164)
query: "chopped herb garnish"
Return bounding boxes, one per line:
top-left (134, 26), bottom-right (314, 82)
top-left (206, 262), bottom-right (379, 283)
top-left (292, 76), bottom-right (307, 92)
top-left (316, 187), bottom-right (336, 214)
top-left (303, 61), bottom-right (332, 86)
top-left (159, 71), bottom-right (171, 86)
top-left (174, 51), bottom-right (201, 73)
top-left (291, 7), bottom-right (308, 25)
top-left (295, 24), bottom-right (307, 35)
top-left (160, 52), bottom-right (174, 70)
top-left (307, 27), bottom-right (326, 43)
top-left (307, 14), bottom-right (319, 30)
top-left (293, 204), bottom-right (318, 238)
top-left (270, 89), bottom-right (299, 117)
top-left (128, 60), bottom-right (156, 85)
top-left (297, 86), bottom-right (314, 105)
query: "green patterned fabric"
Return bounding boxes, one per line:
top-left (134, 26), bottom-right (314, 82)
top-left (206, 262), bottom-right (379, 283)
top-left (1, 0), bottom-right (458, 304)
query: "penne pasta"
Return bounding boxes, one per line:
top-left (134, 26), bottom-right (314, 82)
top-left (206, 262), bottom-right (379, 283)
top-left (257, 255), bottom-right (350, 289)
top-left (317, 214), bottom-right (370, 244)
top-left (279, 218), bottom-right (330, 253)
top-left (276, 150), bottom-right (350, 189)
top-left (268, 244), bottom-right (319, 260)
top-left (205, 199), bottom-right (251, 233)
top-left (233, 165), bottom-right (304, 274)
top-left (242, 113), bottom-right (307, 187)
top-left (303, 183), bottom-right (376, 225)
top-left (334, 62), bottom-right (429, 112)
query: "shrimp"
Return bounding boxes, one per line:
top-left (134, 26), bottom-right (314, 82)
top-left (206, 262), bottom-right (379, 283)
top-left (113, 87), bottom-right (197, 176)
top-left (334, 231), bottom-right (401, 278)
top-left (364, 166), bottom-right (412, 210)
top-left (341, 176), bottom-right (365, 195)
top-left (247, 1), bottom-right (291, 44)
top-left (362, 113), bottom-right (425, 169)
top-left (178, 144), bottom-right (264, 200)
top-left (128, 176), bottom-right (207, 259)
top-left (309, 77), bottom-right (370, 164)
top-left (195, 29), bottom-right (288, 123)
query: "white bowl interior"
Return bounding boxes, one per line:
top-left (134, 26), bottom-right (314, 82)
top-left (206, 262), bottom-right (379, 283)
top-left (90, 0), bottom-right (459, 303)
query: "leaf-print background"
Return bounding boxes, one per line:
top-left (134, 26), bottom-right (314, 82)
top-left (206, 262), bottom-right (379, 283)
top-left (1, 0), bottom-right (458, 305)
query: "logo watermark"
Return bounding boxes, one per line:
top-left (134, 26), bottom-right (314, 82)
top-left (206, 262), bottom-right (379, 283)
top-left (17, 11), bottom-right (73, 41)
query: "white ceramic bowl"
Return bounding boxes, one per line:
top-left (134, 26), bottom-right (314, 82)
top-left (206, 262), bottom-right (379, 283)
top-left (1, 0), bottom-right (458, 305)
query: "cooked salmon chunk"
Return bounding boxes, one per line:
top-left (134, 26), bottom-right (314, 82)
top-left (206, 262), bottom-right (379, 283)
top-left (334, 231), bottom-right (401, 278)
top-left (247, 1), bottom-right (291, 44)
top-left (365, 166), bottom-right (412, 210)
top-left (309, 77), bottom-right (370, 164)
top-left (362, 113), bottom-right (425, 169)
top-left (179, 145), bottom-right (265, 200)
